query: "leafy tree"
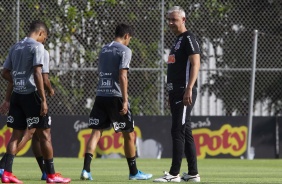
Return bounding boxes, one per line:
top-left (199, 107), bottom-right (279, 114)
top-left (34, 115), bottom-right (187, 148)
top-left (2, 0), bottom-right (281, 116)
top-left (199, 0), bottom-right (282, 115)
top-left (1, 0), bottom-right (163, 115)
top-left (168, 0), bottom-right (282, 116)
top-left (0, 0), bottom-right (19, 100)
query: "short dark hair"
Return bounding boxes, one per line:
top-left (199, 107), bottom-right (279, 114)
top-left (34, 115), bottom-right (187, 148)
top-left (29, 20), bottom-right (48, 35)
top-left (115, 23), bottom-right (134, 38)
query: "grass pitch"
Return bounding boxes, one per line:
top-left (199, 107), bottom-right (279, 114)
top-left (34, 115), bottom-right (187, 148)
top-left (10, 157), bottom-right (282, 183)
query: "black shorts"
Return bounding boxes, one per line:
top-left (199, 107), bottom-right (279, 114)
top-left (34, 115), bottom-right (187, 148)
top-left (7, 92), bottom-right (51, 130)
top-left (89, 96), bottom-right (134, 132)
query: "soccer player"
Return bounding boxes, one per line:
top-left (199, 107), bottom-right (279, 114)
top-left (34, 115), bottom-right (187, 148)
top-left (1, 20), bottom-right (70, 183)
top-left (0, 48), bottom-right (55, 181)
top-left (153, 6), bottom-right (201, 182)
top-left (80, 23), bottom-right (153, 181)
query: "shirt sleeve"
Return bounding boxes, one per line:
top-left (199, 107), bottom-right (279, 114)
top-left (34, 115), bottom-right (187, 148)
top-left (185, 34), bottom-right (201, 55)
top-left (119, 48), bottom-right (132, 70)
top-left (3, 47), bottom-right (14, 70)
top-left (42, 49), bottom-right (50, 73)
top-left (33, 43), bottom-right (45, 67)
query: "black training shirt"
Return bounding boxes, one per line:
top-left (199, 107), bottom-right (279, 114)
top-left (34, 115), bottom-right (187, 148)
top-left (167, 31), bottom-right (200, 91)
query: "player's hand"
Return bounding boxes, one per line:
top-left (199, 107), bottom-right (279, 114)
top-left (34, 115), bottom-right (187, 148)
top-left (0, 100), bottom-right (10, 115)
top-left (119, 101), bottom-right (128, 115)
top-left (40, 101), bottom-right (48, 116)
top-left (167, 97), bottom-right (170, 108)
top-left (183, 88), bottom-right (192, 106)
top-left (48, 88), bottom-right (55, 97)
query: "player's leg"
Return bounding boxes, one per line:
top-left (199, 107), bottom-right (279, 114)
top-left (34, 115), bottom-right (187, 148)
top-left (16, 128), bottom-right (36, 152)
top-left (81, 129), bottom-right (102, 180)
top-left (31, 131), bottom-right (46, 180)
top-left (122, 131), bottom-right (152, 180)
top-left (81, 96), bottom-right (109, 180)
top-left (110, 97), bottom-right (152, 180)
top-left (26, 91), bottom-right (70, 183)
top-left (0, 154), bottom-right (6, 176)
top-left (182, 87), bottom-right (200, 182)
top-left (1, 129), bottom-right (25, 184)
top-left (122, 131), bottom-right (138, 175)
top-left (35, 126), bottom-right (70, 183)
top-left (1, 92), bottom-right (26, 183)
top-left (0, 128), bottom-right (34, 178)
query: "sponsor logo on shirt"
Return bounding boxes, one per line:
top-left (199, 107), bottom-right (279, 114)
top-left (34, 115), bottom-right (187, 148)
top-left (100, 78), bottom-right (112, 88)
top-left (167, 55), bottom-right (175, 64)
top-left (99, 72), bottom-right (112, 77)
top-left (12, 71), bottom-right (26, 76)
top-left (14, 78), bottom-right (25, 86)
top-left (102, 48), bottom-right (113, 53)
top-left (15, 45), bottom-right (25, 50)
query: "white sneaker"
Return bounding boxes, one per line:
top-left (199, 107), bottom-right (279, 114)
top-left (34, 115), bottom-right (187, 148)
top-left (181, 173), bottom-right (200, 182)
top-left (153, 171), bottom-right (181, 182)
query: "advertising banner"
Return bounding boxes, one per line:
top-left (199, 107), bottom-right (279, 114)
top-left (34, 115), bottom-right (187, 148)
top-left (0, 115), bottom-right (278, 158)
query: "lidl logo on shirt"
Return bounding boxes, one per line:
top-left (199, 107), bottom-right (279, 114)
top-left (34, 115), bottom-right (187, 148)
top-left (14, 78), bottom-right (25, 86)
top-left (100, 78), bottom-right (112, 88)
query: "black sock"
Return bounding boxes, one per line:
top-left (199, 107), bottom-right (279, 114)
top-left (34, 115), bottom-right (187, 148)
top-left (0, 153), bottom-right (7, 169)
top-left (35, 156), bottom-right (45, 173)
top-left (127, 156), bottom-right (138, 175)
top-left (4, 154), bottom-right (15, 173)
top-left (83, 153), bottom-right (93, 172)
top-left (44, 158), bottom-right (55, 174)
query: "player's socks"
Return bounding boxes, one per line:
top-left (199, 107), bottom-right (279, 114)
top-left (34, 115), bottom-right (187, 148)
top-left (83, 153), bottom-right (93, 172)
top-left (126, 156), bottom-right (138, 175)
top-left (44, 158), bottom-right (55, 174)
top-left (0, 153), bottom-right (7, 169)
top-left (35, 156), bottom-right (45, 173)
top-left (4, 154), bottom-right (15, 173)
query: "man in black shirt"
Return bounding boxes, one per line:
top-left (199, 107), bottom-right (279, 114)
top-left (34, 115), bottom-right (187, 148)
top-left (154, 6), bottom-right (200, 182)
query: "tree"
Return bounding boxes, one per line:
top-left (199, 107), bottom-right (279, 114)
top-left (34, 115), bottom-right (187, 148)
top-left (181, 0), bottom-right (282, 115)
top-left (2, 0), bottom-right (281, 116)
top-left (0, 0), bottom-right (163, 115)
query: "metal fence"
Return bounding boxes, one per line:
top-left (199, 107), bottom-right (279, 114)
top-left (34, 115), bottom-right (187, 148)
top-left (1, 0), bottom-right (282, 116)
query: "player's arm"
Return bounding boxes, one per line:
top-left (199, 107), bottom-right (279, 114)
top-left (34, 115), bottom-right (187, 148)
top-left (183, 54), bottom-right (200, 106)
top-left (0, 80), bottom-right (13, 115)
top-left (42, 50), bottom-right (54, 97)
top-left (1, 68), bottom-right (13, 83)
top-left (34, 65), bottom-right (48, 116)
top-left (119, 69), bottom-right (128, 115)
top-left (1, 48), bottom-right (14, 114)
top-left (43, 74), bottom-right (54, 97)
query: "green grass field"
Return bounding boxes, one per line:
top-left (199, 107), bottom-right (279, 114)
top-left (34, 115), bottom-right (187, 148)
top-left (9, 157), bottom-right (282, 183)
